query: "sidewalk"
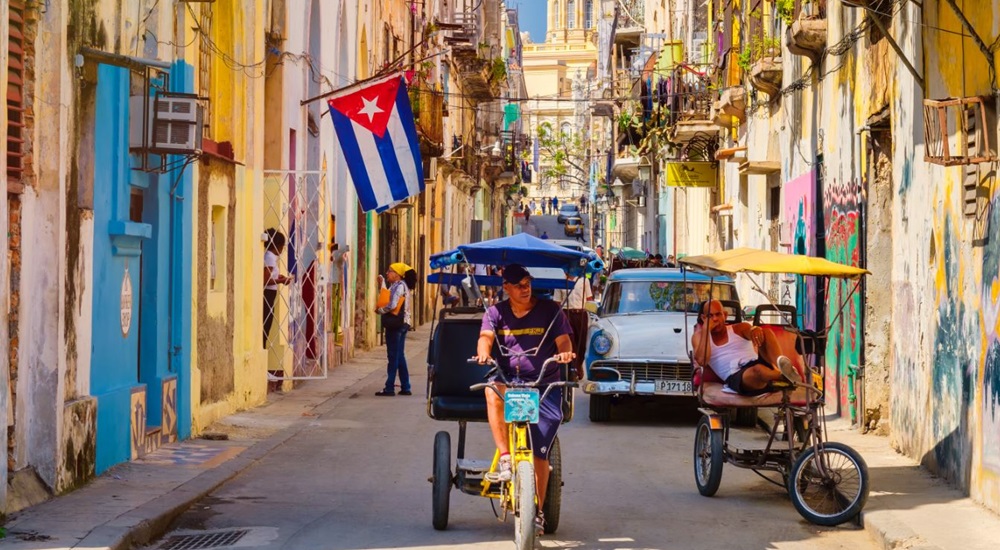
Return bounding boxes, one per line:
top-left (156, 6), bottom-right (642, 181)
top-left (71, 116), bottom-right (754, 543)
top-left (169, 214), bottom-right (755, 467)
top-left (4, 333), bottom-right (1000, 549)
top-left (825, 418), bottom-right (1000, 550)
top-left (1, 332), bottom-right (430, 550)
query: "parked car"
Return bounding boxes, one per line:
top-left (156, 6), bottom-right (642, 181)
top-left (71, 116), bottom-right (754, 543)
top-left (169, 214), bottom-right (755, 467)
top-left (547, 239), bottom-right (595, 256)
top-left (557, 204), bottom-right (580, 223)
top-left (564, 216), bottom-right (584, 236)
top-left (582, 268), bottom-right (740, 422)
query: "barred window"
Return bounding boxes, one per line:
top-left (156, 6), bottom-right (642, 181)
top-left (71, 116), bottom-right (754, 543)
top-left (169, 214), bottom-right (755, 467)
top-left (198, 4), bottom-right (213, 139)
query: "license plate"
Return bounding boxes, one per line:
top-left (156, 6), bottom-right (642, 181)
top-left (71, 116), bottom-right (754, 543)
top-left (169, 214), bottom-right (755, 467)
top-left (504, 389), bottom-right (540, 423)
top-left (654, 379), bottom-right (693, 394)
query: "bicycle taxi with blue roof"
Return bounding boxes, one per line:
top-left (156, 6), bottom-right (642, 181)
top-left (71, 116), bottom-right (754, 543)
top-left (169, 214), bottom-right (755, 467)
top-left (423, 233), bottom-right (603, 549)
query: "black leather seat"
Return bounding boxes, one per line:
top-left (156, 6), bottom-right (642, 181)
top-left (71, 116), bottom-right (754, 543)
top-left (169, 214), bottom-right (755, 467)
top-left (428, 317), bottom-right (492, 422)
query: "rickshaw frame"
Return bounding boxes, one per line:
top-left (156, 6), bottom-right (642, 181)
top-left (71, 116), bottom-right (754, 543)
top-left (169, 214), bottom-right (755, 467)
top-left (680, 247), bottom-right (871, 527)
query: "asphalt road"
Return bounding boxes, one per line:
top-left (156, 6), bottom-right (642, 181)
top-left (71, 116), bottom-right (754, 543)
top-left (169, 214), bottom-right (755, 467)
top-left (143, 346), bottom-right (877, 550)
top-left (524, 213), bottom-right (590, 245)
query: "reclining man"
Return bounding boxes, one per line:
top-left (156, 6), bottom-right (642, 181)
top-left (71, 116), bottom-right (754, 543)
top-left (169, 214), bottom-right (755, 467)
top-left (691, 300), bottom-right (800, 395)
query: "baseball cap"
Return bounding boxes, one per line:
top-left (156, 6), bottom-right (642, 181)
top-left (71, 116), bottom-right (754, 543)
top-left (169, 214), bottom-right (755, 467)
top-left (502, 263), bottom-right (533, 285)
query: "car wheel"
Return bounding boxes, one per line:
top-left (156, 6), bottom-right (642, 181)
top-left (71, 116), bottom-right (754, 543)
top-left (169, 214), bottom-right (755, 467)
top-left (589, 394), bottom-right (611, 422)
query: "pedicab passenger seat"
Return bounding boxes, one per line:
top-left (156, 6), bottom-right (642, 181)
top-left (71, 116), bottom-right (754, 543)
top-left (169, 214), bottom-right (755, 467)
top-left (427, 307), bottom-right (492, 422)
top-left (693, 303), bottom-right (810, 408)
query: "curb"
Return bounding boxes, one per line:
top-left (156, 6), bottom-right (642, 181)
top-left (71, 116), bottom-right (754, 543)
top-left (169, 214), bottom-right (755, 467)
top-left (863, 510), bottom-right (941, 550)
top-left (84, 341), bottom-right (416, 550)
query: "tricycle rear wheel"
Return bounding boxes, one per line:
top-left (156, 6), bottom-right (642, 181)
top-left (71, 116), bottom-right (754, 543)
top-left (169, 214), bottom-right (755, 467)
top-left (694, 416), bottom-right (724, 496)
top-left (432, 431), bottom-right (451, 530)
top-left (787, 441), bottom-right (869, 526)
top-left (542, 437), bottom-right (561, 534)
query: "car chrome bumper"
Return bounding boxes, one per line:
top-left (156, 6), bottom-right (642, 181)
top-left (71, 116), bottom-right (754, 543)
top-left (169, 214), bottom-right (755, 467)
top-left (582, 380), bottom-right (659, 396)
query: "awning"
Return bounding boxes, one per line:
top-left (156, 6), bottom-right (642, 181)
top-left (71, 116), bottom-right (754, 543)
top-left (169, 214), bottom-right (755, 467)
top-left (679, 247), bottom-right (869, 278)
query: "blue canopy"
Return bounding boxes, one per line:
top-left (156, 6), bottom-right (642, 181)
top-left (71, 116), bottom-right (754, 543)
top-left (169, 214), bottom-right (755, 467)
top-left (428, 233), bottom-right (604, 278)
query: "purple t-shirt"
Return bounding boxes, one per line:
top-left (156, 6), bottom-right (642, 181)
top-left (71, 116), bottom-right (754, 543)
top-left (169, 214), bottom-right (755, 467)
top-left (481, 298), bottom-right (573, 383)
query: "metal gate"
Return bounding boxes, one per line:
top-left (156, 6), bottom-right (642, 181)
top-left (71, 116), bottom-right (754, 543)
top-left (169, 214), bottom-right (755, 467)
top-left (263, 170), bottom-right (330, 380)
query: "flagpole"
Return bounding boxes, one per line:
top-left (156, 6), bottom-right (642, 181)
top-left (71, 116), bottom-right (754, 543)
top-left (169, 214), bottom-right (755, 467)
top-left (300, 42), bottom-right (450, 106)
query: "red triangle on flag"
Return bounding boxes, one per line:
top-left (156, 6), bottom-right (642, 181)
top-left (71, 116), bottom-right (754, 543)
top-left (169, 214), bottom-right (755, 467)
top-left (327, 77), bottom-right (401, 138)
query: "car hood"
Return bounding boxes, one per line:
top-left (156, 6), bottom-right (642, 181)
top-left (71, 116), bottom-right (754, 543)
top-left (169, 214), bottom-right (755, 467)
top-left (593, 314), bottom-right (696, 362)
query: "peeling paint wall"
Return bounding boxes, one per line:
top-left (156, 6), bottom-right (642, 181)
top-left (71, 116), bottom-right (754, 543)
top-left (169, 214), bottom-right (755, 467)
top-left (889, 0), bottom-right (1000, 513)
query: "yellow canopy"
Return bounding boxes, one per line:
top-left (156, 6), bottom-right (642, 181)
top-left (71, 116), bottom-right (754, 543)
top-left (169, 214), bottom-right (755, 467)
top-left (679, 247), bottom-right (869, 279)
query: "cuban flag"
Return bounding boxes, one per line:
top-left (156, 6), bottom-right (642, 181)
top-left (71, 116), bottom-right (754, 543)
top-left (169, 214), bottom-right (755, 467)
top-left (327, 75), bottom-right (424, 212)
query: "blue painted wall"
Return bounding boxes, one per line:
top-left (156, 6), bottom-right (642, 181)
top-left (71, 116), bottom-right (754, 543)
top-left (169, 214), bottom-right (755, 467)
top-left (91, 64), bottom-right (146, 472)
top-left (90, 62), bottom-right (195, 473)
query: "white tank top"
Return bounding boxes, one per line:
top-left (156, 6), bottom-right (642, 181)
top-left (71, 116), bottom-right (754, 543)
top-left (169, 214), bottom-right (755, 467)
top-left (709, 326), bottom-right (758, 381)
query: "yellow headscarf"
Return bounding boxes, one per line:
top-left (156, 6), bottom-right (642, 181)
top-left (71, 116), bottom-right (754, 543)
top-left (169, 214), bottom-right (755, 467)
top-left (389, 262), bottom-right (412, 277)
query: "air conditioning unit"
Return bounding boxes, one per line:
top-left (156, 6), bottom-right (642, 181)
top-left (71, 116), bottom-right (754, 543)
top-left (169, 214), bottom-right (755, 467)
top-left (129, 93), bottom-right (204, 154)
top-left (422, 157), bottom-right (437, 182)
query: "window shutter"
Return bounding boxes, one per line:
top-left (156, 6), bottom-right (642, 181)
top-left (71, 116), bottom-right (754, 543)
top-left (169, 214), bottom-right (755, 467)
top-left (7, 0), bottom-right (26, 185)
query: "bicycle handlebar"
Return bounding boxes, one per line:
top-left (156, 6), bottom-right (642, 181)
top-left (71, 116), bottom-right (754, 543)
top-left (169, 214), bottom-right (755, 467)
top-left (466, 356), bottom-right (577, 395)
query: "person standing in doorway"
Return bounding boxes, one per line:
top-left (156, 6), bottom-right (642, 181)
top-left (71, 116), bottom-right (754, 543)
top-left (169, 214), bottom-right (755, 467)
top-left (375, 262), bottom-right (418, 396)
top-left (263, 228), bottom-right (292, 349)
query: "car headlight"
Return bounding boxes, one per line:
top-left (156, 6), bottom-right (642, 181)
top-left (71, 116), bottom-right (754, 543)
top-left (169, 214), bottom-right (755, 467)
top-left (591, 330), bottom-right (612, 355)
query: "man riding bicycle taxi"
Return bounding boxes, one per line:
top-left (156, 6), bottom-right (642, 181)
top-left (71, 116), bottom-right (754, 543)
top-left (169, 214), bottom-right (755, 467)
top-left (474, 263), bottom-right (577, 535)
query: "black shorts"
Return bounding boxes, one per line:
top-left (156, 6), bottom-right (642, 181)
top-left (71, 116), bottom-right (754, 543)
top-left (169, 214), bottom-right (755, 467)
top-left (724, 358), bottom-right (774, 396)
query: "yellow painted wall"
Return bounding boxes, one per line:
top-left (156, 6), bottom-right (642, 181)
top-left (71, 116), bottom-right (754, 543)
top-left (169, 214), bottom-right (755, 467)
top-left (190, 0), bottom-right (268, 433)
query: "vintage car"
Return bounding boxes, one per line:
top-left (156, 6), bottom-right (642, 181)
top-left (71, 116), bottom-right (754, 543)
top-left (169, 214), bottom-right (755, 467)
top-left (582, 268), bottom-right (739, 421)
top-left (564, 216), bottom-right (584, 236)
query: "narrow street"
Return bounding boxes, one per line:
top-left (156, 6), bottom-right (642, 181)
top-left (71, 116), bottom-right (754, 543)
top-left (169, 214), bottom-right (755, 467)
top-left (141, 340), bottom-right (876, 550)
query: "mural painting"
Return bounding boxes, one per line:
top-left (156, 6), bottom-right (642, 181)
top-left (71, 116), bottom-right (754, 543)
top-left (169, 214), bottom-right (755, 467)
top-left (981, 195), bottom-right (1000, 474)
top-left (783, 171), bottom-right (816, 330)
top-left (823, 178), bottom-right (862, 418)
top-left (929, 215), bottom-right (978, 487)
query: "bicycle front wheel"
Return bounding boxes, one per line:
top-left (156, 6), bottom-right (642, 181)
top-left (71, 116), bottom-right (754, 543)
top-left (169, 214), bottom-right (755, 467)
top-left (513, 460), bottom-right (536, 550)
top-left (788, 442), bottom-right (869, 526)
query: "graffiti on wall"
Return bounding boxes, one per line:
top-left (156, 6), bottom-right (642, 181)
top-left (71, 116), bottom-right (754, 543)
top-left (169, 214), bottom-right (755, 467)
top-left (929, 216), bottom-right (978, 487)
top-left (783, 171), bottom-right (816, 330)
top-left (823, 178), bottom-right (863, 416)
top-left (981, 195), bottom-right (1000, 473)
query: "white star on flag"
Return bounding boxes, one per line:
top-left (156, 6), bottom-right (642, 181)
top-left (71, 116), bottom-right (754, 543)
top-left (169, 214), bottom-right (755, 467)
top-left (358, 96), bottom-right (383, 122)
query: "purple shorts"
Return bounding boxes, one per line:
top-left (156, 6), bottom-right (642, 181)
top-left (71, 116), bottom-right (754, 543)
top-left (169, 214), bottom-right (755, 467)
top-left (530, 387), bottom-right (563, 460)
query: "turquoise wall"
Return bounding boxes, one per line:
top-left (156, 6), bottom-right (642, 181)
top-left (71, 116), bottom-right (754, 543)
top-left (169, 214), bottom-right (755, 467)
top-left (91, 63), bottom-right (194, 473)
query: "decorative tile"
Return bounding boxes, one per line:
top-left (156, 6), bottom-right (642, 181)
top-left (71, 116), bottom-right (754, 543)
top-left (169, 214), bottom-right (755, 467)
top-left (130, 385), bottom-right (147, 460)
top-left (161, 376), bottom-right (178, 444)
top-left (138, 443), bottom-right (246, 468)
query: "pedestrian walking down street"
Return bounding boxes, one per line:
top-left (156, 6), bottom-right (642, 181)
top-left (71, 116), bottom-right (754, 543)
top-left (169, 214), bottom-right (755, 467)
top-left (552, 196), bottom-right (559, 211)
top-left (375, 262), bottom-right (418, 396)
top-left (542, 197), bottom-right (549, 215)
top-left (529, 199), bottom-right (537, 215)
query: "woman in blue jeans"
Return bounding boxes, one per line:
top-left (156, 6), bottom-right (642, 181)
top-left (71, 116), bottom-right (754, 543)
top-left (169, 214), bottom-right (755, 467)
top-left (375, 262), bottom-right (418, 396)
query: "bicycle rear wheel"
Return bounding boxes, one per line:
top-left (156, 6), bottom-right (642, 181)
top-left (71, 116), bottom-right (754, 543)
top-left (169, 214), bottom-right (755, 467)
top-left (513, 460), bottom-right (536, 550)
top-left (788, 442), bottom-right (869, 526)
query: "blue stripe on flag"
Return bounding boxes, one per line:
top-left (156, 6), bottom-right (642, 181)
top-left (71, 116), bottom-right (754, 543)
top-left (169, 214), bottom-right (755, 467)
top-left (330, 106), bottom-right (380, 212)
top-left (393, 82), bottom-right (425, 192)
top-left (374, 131), bottom-right (410, 201)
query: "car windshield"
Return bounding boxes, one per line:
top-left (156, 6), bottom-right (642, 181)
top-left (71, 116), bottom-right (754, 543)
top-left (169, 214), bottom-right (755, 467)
top-left (560, 205), bottom-right (578, 213)
top-left (600, 281), bottom-right (737, 315)
top-left (567, 217), bottom-right (582, 224)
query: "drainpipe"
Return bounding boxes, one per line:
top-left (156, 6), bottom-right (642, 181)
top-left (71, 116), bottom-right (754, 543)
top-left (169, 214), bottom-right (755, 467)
top-left (855, 124), bottom-right (872, 430)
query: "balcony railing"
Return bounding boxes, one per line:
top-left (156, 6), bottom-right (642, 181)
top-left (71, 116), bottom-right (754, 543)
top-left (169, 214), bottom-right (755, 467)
top-left (616, 0), bottom-right (646, 29)
top-left (665, 64), bottom-right (714, 127)
top-left (414, 88), bottom-right (444, 146)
